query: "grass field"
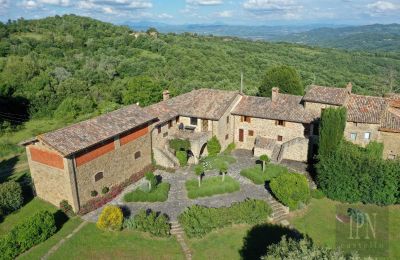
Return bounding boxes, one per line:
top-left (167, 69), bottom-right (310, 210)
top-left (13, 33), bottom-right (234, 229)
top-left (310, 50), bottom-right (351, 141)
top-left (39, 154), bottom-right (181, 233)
top-left (240, 164), bottom-right (288, 185)
top-left (186, 176), bottom-right (240, 199)
top-left (48, 223), bottom-right (185, 260)
top-left (124, 182), bottom-right (170, 202)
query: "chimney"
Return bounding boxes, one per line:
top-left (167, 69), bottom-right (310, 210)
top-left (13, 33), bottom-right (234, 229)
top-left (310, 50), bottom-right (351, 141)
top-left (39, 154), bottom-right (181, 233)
top-left (163, 90), bottom-right (170, 101)
top-left (346, 82), bottom-right (352, 94)
top-left (272, 87), bottom-right (279, 102)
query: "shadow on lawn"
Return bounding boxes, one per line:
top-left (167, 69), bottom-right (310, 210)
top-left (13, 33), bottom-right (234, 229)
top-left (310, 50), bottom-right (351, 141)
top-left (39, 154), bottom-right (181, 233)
top-left (239, 223), bottom-right (303, 260)
top-left (0, 156), bottom-right (20, 183)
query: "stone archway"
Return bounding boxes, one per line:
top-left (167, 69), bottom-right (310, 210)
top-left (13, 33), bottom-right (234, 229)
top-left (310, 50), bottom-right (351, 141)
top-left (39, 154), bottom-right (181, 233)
top-left (199, 142), bottom-right (208, 158)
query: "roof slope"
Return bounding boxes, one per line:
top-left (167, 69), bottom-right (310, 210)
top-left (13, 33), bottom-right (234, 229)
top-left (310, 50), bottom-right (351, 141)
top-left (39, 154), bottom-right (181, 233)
top-left (39, 104), bottom-right (156, 156)
top-left (380, 107), bottom-right (400, 133)
top-left (232, 94), bottom-right (314, 123)
top-left (303, 85), bottom-right (349, 106)
top-left (346, 94), bottom-right (387, 124)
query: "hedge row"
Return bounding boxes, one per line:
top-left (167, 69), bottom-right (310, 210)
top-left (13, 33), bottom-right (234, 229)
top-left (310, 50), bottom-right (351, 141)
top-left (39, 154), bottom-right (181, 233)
top-left (0, 210), bottom-right (56, 259)
top-left (178, 199), bottom-right (271, 238)
top-left (123, 209), bottom-right (170, 237)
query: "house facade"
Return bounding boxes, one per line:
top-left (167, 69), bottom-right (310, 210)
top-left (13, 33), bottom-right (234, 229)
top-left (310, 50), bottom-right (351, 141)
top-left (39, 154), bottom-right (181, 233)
top-left (22, 85), bottom-right (400, 212)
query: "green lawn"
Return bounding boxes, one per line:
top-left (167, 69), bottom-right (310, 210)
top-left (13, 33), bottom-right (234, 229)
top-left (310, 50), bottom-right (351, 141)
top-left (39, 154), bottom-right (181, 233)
top-left (124, 182), bottom-right (170, 202)
top-left (186, 176), bottom-right (240, 199)
top-left (290, 198), bottom-right (400, 259)
top-left (240, 164), bottom-right (288, 185)
top-left (48, 223), bottom-right (184, 260)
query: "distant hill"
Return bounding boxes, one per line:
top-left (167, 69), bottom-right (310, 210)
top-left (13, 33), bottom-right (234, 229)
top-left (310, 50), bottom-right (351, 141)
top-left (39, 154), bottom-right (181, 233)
top-left (273, 24), bottom-right (400, 52)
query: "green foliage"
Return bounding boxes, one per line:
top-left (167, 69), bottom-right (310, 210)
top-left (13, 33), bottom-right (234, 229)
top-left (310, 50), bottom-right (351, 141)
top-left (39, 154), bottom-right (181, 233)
top-left (200, 154), bottom-right (236, 171)
top-left (207, 136), bottom-right (221, 156)
top-left (101, 186), bottom-right (109, 194)
top-left (96, 205), bottom-right (123, 231)
top-left (264, 236), bottom-right (357, 259)
top-left (240, 164), bottom-right (288, 185)
top-left (129, 209), bottom-right (170, 237)
top-left (365, 141), bottom-right (384, 159)
top-left (178, 199), bottom-right (272, 238)
top-left (54, 97), bottom-right (96, 120)
top-left (310, 189), bottom-right (325, 199)
top-left (0, 181), bottom-right (23, 214)
top-left (145, 172), bottom-right (157, 191)
top-left (124, 182), bottom-right (170, 202)
top-left (194, 164), bottom-right (204, 176)
top-left (0, 210), bottom-right (56, 259)
top-left (176, 151), bottom-right (188, 167)
top-left (222, 142), bottom-right (236, 155)
top-left (317, 141), bottom-right (400, 205)
top-left (169, 138), bottom-right (190, 152)
top-left (258, 65), bottom-right (304, 97)
top-left (270, 173), bottom-right (311, 210)
top-left (347, 208), bottom-right (366, 225)
top-left (59, 200), bottom-right (74, 217)
top-left (318, 107), bottom-right (347, 157)
top-left (90, 190), bottom-right (98, 197)
top-left (259, 154), bottom-right (270, 171)
top-left (185, 176), bottom-right (240, 199)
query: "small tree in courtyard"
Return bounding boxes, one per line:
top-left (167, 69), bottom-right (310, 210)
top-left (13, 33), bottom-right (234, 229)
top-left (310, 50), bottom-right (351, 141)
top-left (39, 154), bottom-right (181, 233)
top-left (259, 154), bottom-right (270, 172)
top-left (145, 172), bottom-right (157, 191)
top-left (207, 136), bottom-right (221, 156)
top-left (194, 164), bottom-right (204, 187)
top-left (218, 162), bottom-right (228, 182)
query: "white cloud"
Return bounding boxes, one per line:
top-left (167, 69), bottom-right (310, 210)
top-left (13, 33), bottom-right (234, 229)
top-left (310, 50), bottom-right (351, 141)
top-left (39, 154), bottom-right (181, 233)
top-left (0, 0), bottom-right (9, 8)
top-left (77, 0), bottom-right (152, 12)
top-left (243, 0), bottom-right (296, 12)
top-left (367, 1), bottom-right (400, 13)
top-left (39, 0), bottom-right (70, 6)
top-left (216, 10), bottom-right (233, 17)
top-left (20, 0), bottom-right (39, 9)
top-left (158, 13), bottom-right (173, 19)
top-left (186, 0), bottom-right (223, 6)
top-left (102, 6), bottom-right (113, 13)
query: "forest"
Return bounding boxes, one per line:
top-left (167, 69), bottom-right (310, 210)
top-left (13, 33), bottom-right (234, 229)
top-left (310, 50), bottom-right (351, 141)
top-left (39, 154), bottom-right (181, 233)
top-left (0, 15), bottom-right (399, 146)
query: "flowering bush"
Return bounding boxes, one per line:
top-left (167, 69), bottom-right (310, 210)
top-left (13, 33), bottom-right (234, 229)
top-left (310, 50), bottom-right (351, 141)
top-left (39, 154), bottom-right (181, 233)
top-left (96, 205), bottom-right (124, 231)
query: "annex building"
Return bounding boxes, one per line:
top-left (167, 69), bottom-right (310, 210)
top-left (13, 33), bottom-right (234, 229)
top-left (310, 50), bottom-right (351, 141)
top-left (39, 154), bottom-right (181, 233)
top-left (22, 84), bottom-right (400, 212)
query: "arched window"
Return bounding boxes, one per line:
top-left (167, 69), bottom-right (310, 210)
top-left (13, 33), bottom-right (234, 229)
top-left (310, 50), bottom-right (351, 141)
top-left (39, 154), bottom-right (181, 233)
top-left (94, 172), bottom-right (103, 182)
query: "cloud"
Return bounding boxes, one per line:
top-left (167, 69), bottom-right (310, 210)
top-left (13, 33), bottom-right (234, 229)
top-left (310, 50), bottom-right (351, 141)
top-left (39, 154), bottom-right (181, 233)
top-left (20, 0), bottom-right (39, 9)
top-left (158, 13), bottom-right (173, 19)
top-left (77, 0), bottom-right (152, 14)
top-left (40, 0), bottom-right (70, 6)
top-left (216, 10), bottom-right (233, 17)
top-left (0, 0), bottom-right (9, 8)
top-left (243, 0), bottom-right (297, 12)
top-left (367, 1), bottom-right (400, 13)
top-left (186, 0), bottom-right (223, 6)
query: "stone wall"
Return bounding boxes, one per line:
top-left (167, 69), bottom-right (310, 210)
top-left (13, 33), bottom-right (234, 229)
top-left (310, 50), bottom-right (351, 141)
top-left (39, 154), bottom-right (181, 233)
top-left (344, 122), bottom-right (380, 147)
top-left (280, 138), bottom-right (309, 162)
top-left (379, 131), bottom-right (400, 159)
top-left (74, 133), bottom-right (151, 205)
top-left (151, 117), bottom-right (179, 149)
top-left (304, 102), bottom-right (340, 116)
top-left (233, 115), bottom-right (307, 150)
top-left (27, 144), bottom-right (76, 211)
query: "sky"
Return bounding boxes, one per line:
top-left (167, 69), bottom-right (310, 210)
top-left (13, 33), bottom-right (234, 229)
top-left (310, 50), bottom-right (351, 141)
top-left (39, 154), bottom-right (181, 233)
top-left (1, 0), bottom-right (400, 25)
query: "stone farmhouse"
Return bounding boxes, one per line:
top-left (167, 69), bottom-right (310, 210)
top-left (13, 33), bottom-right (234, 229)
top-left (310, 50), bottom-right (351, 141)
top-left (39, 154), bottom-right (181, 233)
top-left (22, 84), bottom-right (400, 212)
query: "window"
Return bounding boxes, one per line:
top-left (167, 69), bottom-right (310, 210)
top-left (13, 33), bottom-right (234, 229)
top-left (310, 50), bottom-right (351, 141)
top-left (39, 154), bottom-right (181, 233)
top-left (350, 133), bottom-right (357, 140)
top-left (163, 132), bottom-right (168, 138)
top-left (226, 116), bottom-right (230, 124)
top-left (190, 117), bottom-right (198, 126)
top-left (225, 134), bottom-right (229, 140)
top-left (134, 151), bottom-right (141, 159)
top-left (168, 120), bottom-right (172, 129)
top-left (364, 132), bottom-right (371, 140)
top-left (248, 130), bottom-right (254, 136)
top-left (276, 120), bottom-right (285, 126)
top-left (176, 116), bottom-right (179, 123)
top-left (277, 135), bottom-right (283, 142)
top-left (240, 116), bottom-right (251, 123)
top-left (94, 172), bottom-right (103, 182)
top-left (157, 126), bottom-right (161, 134)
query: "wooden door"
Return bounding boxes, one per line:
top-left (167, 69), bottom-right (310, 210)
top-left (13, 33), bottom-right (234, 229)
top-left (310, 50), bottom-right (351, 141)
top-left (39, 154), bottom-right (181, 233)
top-left (239, 129), bottom-right (244, 142)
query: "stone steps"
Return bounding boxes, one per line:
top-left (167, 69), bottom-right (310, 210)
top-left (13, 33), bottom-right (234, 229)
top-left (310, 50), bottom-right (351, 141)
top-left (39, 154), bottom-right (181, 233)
top-left (170, 222), bottom-right (192, 260)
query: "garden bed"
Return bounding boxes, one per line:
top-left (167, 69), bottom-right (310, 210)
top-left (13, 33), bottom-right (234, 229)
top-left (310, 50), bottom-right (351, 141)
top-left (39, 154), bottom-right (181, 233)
top-left (185, 176), bottom-right (240, 199)
top-left (240, 164), bottom-right (288, 185)
top-left (124, 183), bottom-right (170, 202)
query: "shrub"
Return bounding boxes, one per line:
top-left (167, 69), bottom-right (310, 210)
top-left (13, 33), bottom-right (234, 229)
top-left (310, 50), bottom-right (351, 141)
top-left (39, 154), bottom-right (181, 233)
top-left (270, 173), bottom-right (310, 210)
top-left (178, 199), bottom-right (271, 238)
top-left (258, 65), bottom-right (304, 97)
top-left (132, 210), bottom-right (170, 237)
top-left (240, 164), bottom-right (288, 185)
top-left (347, 208), bottom-right (365, 225)
top-left (310, 189), bottom-right (325, 199)
top-left (90, 190), bottom-right (98, 197)
top-left (259, 154), bottom-right (270, 172)
top-left (96, 205), bottom-right (124, 231)
top-left (101, 187), bottom-right (109, 194)
top-left (318, 107), bottom-right (347, 157)
top-left (207, 136), bottom-right (221, 156)
top-left (145, 172), bottom-right (157, 191)
top-left (222, 142), bottom-right (235, 155)
top-left (124, 182), bottom-right (170, 202)
top-left (169, 138), bottom-right (190, 152)
top-left (0, 181), bottom-right (23, 214)
top-left (176, 151), bottom-right (188, 167)
top-left (0, 210), bottom-right (57, 259)
top-left (59, 200), bottom-right (74, 217)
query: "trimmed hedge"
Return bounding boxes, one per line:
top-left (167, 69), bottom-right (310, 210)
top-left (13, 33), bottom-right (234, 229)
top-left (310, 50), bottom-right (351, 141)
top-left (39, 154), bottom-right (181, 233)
top-left (176, 151), bottom-right (188, 167)
top-left (124, 182), bottom-right (170, 202)
top-left (207, 136), bottom-right (221, 156)
top-left (185, 176), bottom-right (240, 199)
top-left (270, 173), bottom-right (310, 210)
top-left (169, 138), bottom-right (190, 152)
top-left (124, 209), bottom-right (170, 237)
top-left (0, 181), bottom-right (23, 214)
top-left (240, 164), bottom-right (288, 185)
top-left (0, 210), bottom-right (57, 259)
top-left (178, 199), bottom-right (272, 238)
top-left (96, 205), bottom-right (124, 231)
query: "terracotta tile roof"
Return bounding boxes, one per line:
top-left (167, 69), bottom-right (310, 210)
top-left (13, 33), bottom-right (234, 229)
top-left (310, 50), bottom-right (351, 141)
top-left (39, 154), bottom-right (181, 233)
top-left (380, 107), bottom-right (400, 133)
top-left (303, 85), bottom-right (349, 106)
top-left (39, 104), bottom-right (156, 156)
top-left (346, 94), bottom-right (387, 124)
top-left (144, 102), bottom-right (179, 126)
top-left (156, 88), bottom-right (239, 121)
top-left (232, 94), bottom-right (314, 123)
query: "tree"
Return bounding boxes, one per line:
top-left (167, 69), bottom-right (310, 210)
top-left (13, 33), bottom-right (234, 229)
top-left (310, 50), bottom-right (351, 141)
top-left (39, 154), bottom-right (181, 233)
top-left (207, 136), bottom-right (221, 156)
top-left (259, 154), bottom-right (270, 172)
top-left (194, 164), bottom-right (204, 187)
top-left (318, 107), bottom-right (347, 158)
top-left (218, 162), bottom-right (228, 182)
top-left (145, 172), bottom-right (157, 191)
top-left (258, 65), bottom-right (304, 97)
